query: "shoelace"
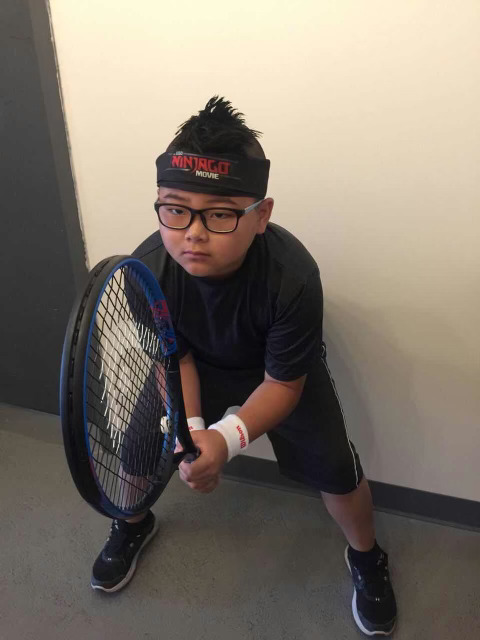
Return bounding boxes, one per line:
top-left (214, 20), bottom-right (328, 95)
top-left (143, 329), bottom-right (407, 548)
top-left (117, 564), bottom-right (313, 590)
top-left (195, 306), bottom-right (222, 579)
top-left (352, 553), bottom-right (391, 601)
top-left (104, 520), bottom-right (128, 555)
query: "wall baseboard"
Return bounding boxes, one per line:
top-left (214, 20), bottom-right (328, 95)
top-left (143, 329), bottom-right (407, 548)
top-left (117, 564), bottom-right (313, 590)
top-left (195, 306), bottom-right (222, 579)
top-left (223, 455), bottom-right (480, 531)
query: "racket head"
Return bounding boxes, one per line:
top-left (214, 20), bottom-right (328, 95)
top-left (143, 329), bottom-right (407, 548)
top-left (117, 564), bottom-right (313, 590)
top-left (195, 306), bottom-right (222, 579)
top-left (60, 255), bottom-right (195, 519)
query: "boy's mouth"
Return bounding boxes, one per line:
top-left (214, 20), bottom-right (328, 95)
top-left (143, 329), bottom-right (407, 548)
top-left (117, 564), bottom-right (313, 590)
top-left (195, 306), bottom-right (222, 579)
top-left (183, 250), bottom-right (209, 257)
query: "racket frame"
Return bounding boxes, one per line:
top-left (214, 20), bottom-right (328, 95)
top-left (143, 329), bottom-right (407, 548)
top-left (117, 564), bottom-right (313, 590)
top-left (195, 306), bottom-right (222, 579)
top-left (60, 255), bottom-right (196, 518)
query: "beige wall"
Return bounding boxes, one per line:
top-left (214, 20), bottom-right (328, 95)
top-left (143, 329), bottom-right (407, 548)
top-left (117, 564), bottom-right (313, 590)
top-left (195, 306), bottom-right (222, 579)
top-left (49, 0), bottom-right (480, 501)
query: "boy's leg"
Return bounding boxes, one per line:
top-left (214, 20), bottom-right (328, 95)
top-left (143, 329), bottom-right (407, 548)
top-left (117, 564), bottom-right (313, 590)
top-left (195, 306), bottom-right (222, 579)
top-left (92, 360), bottom-right (263, 593)
top-left (268, 349), bottom-right (397, 636)
top-left (91, 459), bottom-right (159, 591)
top-left (91, 366), bottom-right (162, 592)
top-left (321, 476), bottom-right (375, 551)
top-left (189, 356), bottom-right (397, 635)
top-left (91, 509), bottom-right (158, 592)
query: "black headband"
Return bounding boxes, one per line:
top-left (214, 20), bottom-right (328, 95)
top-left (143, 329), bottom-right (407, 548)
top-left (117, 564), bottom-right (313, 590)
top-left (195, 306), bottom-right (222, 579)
top-left (156, 151), bottom-right (270, 199)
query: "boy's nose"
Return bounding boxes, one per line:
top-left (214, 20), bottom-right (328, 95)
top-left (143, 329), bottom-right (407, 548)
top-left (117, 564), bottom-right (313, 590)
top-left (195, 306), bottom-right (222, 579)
top-left (185, 214), bottom-right (208, 241)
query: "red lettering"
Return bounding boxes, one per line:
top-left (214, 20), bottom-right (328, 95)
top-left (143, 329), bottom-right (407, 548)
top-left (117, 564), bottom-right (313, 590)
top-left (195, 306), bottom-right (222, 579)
top-left (151, 300), bottom-right (169, 318)
top-left (217, 161), bottom-right (230, 175)
top-left (172, 155), bottom-right (230, 175)
top-left (236, 424), bottom-right (246, 448)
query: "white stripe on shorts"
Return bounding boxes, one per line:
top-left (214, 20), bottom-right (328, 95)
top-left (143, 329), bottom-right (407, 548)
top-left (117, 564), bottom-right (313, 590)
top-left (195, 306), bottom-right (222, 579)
top-left (321, 358), bottom-right (360, 487)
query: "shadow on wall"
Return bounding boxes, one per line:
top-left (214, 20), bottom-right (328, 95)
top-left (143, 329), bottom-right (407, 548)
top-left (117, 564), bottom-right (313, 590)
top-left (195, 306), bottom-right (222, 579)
top-left (323, 296), bottom-right (479, 494)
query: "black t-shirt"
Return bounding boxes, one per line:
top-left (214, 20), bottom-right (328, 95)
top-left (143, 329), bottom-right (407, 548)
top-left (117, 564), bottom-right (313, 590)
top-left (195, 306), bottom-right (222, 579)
top-left (132, 222), bottom-right (323, 381)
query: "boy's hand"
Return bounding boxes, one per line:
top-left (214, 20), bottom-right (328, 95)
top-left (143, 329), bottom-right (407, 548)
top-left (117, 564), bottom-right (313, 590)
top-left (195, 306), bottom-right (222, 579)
top-left (177, 429), bottom-right (228, 493)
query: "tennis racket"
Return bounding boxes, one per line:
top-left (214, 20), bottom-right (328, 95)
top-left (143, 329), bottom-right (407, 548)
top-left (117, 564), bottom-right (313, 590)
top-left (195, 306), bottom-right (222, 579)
top-left (59, 255), bottom-right (197, 519)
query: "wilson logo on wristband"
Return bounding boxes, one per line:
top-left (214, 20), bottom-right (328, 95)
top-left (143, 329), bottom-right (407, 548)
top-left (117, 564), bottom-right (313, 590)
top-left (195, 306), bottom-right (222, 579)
top-left (208, 414), bottom-right (249, 461)
top-left (237, 425), bottom-right (247, 449)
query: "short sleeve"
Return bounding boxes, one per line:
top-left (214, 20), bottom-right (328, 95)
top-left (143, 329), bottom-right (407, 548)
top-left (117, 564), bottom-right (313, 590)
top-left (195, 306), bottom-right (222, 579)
top-left (265, 269), bottom-right (323, 381)
top-left (175, 329), bottom-right (190, 360)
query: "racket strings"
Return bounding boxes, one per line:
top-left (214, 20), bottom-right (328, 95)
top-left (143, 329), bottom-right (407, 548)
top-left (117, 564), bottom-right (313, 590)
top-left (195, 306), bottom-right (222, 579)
top-left (88, 328), bottom-right (156, 421)
top-left (88, 343), bottom-right (164, 505)
top-left (85, 266), bottom-right (175, 511)
top-left (105, 271), bottom-right (176, 418)
top-left (93, 283), bottom-right (168, 417)
top-left (98, 294), bottom-right (153, 385)
top-left (91, 304), bottom-right (172, 430)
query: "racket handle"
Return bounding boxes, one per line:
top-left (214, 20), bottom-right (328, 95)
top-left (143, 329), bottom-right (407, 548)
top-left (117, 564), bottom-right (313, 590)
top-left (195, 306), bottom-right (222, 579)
top-left (173, 449), bottom-right (199, 466)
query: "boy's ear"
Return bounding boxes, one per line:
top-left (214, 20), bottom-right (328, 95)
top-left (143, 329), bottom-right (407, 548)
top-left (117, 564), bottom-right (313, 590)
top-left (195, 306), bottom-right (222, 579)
top-left (256, 198), bottom-right (274, 234)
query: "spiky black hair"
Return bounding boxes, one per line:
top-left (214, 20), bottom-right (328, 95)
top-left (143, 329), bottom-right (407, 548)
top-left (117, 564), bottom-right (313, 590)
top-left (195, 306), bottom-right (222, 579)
top-left (166, 96), bottom-right (265, 159)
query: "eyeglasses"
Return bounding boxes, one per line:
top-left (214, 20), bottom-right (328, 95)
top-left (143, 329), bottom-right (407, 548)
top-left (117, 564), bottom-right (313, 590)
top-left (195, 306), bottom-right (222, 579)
top-left (154, 199), bottom-right (264, 234)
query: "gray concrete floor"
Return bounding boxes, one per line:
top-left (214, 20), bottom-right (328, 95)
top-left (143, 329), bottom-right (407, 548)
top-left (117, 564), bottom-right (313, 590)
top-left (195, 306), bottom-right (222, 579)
top-left (1, 403), bottom-right (479, 640)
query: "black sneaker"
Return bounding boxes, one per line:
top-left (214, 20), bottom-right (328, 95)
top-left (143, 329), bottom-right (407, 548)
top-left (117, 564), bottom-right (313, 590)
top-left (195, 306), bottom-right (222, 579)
top-left (345, 545), bottom-right (397, 636)
top-left (91, 510), bottom-right (158, 592)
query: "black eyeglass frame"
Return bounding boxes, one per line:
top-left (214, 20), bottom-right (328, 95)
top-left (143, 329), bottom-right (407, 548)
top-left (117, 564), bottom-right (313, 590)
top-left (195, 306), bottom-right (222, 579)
top-left (153, 199), bottom-right (265, 234)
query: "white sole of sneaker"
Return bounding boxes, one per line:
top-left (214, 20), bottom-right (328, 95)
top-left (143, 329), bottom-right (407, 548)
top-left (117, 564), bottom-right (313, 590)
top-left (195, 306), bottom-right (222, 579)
top-left (344, 546), bottom-right (395, 637)
top-left (91, 520), bottom-right (160, 593)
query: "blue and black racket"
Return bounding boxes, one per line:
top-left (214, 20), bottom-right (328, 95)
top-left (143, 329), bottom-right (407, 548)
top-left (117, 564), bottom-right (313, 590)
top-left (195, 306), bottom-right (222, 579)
top-left (60, 256), bottom-right (197, 519)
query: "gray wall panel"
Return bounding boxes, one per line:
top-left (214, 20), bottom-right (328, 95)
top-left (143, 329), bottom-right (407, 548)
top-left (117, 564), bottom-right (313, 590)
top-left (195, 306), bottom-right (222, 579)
top-left (0, 0), bottom-right (87, 414)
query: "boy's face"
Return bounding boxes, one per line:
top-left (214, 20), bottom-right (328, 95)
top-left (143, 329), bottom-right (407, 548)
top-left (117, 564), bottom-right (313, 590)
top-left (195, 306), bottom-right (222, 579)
top-left (156, 187), bottom-right (273, 278)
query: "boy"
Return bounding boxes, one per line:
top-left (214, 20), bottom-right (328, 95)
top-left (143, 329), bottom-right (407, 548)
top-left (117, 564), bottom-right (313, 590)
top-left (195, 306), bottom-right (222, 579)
top-left (91, 97), bottom-right (397, 636)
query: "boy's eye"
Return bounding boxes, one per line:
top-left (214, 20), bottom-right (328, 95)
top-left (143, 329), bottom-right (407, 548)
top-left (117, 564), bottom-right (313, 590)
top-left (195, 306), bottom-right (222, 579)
top-left (206, 210), bottom-right (236, 220)
top-left (165, 207), bottom-right (188, 216)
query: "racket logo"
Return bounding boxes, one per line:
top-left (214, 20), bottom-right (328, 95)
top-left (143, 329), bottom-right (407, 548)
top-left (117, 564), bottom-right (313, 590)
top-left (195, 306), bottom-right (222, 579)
top-left (151, 299), bottom-right (177, 356)
top-left (151, 299), bottom-right (169, 318)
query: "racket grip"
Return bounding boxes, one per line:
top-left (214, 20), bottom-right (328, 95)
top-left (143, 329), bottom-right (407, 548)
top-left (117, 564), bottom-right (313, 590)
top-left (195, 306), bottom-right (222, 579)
top-left (173, 449), bottom-right (199, 466)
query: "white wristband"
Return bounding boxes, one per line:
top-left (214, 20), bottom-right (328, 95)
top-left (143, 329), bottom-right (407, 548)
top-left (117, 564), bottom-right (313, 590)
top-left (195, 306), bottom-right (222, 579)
top-left (162, 416), bottom-right (204, 436)
top-left (209, 414), bottom-right (249, 461)
top-left (187, 417), bottom-right (205, 431)
top-left (175, 417), bottom-right (204, 448)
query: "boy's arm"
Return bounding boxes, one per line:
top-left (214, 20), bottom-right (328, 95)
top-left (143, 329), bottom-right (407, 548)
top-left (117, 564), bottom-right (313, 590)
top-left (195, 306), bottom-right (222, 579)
top-left (178, 351), bottom-right (305, 441)
top-left (179, 372), bottom-right (306, 492)
top-left (236, 371), bottom-right (306, 442)
top-left (178, 351), bottom-right (202, 419)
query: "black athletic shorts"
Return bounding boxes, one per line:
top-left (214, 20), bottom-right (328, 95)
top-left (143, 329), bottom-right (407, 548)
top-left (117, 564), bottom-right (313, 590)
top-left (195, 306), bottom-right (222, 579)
top-left (121, 344), bottom-right (363, 495)
top-left (196, 343), bottom-right (363, 495)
